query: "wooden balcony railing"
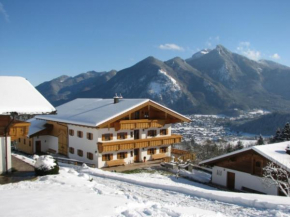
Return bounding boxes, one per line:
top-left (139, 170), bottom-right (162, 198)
top-left (98, 134), bottom-right (182, 153)
top-left (114, 119), bottom-right (165, 131)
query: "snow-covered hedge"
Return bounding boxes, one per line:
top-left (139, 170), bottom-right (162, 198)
top-left (34, 155), bottom-right (59, 176)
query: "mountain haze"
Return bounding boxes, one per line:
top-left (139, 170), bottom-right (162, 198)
top-left (36, 45), bottom-right (290, 114)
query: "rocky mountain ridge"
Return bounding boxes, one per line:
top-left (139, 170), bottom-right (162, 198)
top-left (36, 45), bottom-right (290, 114)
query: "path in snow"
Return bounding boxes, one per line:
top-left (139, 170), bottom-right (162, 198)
top-left (87, 171), bottom-right (288, 217)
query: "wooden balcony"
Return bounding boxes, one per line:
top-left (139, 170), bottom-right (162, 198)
top-left (98, 134), bottom-right (182, 153)
top-left (114, 119), bottom-right (165, 131)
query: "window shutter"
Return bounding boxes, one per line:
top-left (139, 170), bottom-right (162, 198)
top-left (166, 129), bottom-right (168, 135)
top-left (102, 155), bottom-right (105, 161)
top-left (117, 153), bottom-right (120, 159)
top-left (102, 134), bottom-right (105, 140)
top-left (110, 154), bottom-right (113, 161)
top-left (110, 134), bottom-right (113, 140)
top-left (117, 133), bottom-right (120, 139)
top-left (147, 149), bottom-right (150, 154)
top-left (154, 148), bottom-right (156, 154)
top-left (125, 152), bottom-right (128, 158)
top-left (125, 133), bottom-right (128, 139)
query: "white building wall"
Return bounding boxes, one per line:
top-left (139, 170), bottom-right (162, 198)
top-left (33, 136), bottom-right (58, 153)
top-left (0, 137), bottom-right (12, 174)
top-left (68, 125), bottom-right (99, 166)
top-left (212, 166), bottom-right (278, 195)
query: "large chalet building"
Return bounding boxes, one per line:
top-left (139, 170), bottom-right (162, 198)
top-left (16, 97), bottom-right (190, 168)
top-left (199, 142), bottom-right (290, 196)
top-left (0, 76), bottom-right (56, 174)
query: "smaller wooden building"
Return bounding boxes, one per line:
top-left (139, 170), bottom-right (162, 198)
top-left (0, 76), bottom-right (56, 174)
top-left (199, 142), bottom-right (290, 195)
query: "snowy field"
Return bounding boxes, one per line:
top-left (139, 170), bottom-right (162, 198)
top-left (1, 154), bottom-right (290, 217)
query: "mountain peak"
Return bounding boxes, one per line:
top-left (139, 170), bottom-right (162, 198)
top-left (188, 49), bottom-right (212, 61)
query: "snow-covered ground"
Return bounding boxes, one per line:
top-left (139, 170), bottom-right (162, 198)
top-left (1, 154), bottom-right (290, 217)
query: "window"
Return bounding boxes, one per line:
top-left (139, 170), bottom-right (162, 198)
top-left (130, 151), bottom-right (133, 157)
top-left (87, 152), bottom-right (94, 160)
top-left (160, 129), bottom-right (167, 135)
top-left (117, 132), bottom-right (127, 140)
top-left (69, 147), bottom-right (74, 154)
top-left (18, 138), bottom-right (21, 142)
top-left (102, 154), bottom-right (113, 161)
top-left (77, 149), bottom-right (83, 157)
top-left (159, 147), bottom-right (168, 153)
top-left (69, 129), bottom-right (74, 136)
top-left (24, 139), bottom-right (26, 145)
top-left (117, 152), bottom-right (127, 159)
top-left (102, 134), bottom-right (113, 141)
top-left (29, 141), bottom-right (31, 147)
top-left (134, 111), bottom-right (140, 119)
top-left (148, 130), bottom-right (157, 137)
top-left (77, 131), bottom-right (83, 138)
top-left (87, 132), bottom-right (93, 140)
top-left (130, 131), bottom-right (133, 138)
top-left (144, 112), bottom-right (149, 118)
top-left (147, 148), bottom-right (156, 155)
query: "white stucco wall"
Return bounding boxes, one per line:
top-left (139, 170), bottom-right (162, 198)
top-left (33, 135), bottom-right (58, 153)
top-left (68, 125), bottom-right (99, 166)
top-left (0, 137), bottom-right (12, 174)
top-left (212, 166), bottom-right (278, 195)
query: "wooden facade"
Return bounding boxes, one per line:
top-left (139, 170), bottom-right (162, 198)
top-left (204, 150), bottom-right (270, 177)
top-left (46, 121), bottom-right (68, 156)
top-left (98, 134), bottom-right (182, 153)
top-left (0, 116), bottom-right (30, 141)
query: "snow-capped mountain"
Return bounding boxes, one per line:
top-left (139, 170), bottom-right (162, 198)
top-left (36, 45), bottom-right (290, 114)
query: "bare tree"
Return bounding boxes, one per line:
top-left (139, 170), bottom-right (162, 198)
top-left (263, 162), bottom-right (290, 197)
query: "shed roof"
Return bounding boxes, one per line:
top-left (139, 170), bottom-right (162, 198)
top-left (199, 142), bottom-right (290, 172)
top-left (36, 98), bottom-right (190, 127)
top-left (0, 76), bottom-right (56, 115)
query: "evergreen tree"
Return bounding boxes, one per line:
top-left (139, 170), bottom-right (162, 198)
top-left (257, 134), bottom-right (264, 145)
top-left (235, 140), bottom-right (244, 150)
top-left (282, 123), bottom-right (290, 141)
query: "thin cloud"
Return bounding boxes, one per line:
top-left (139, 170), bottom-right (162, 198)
top-left (0, 2), bottom-right (9, 22)
top-left (270, 53), bottom-right (281, 60)
top-left (237, 41), bottom-right (261, 60)
top-left (205, 36), bottom-right (220, 48)
top-left (159, 43), bottom-right (184, 51)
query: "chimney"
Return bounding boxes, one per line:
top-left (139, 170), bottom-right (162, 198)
top-left (114, 93), bottom-right (120, 104)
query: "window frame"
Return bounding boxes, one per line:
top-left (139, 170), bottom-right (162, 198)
top-left (147, 130), bottom-right (157, 137)
top-left (77, 131), bottom-right (83, 138)
top-left (160, 129), bottom-right (167, 136)
top-left (69, 147), bottom-right (75, 154)
top-left (102, 154), bottom-right (112, 161)
top-left (87, 152), bottom-right (94, 160)
top-left (117, 132), bottom-right (127, 140)
top-left (117, 152), bottom-right (127, 159)
top-left (147, 148), bottom-right (156, 155)
top-left (102, 133), bottom-right (113, 141)
top-left (87, 132), bottom-right (93, 140)
top-left (77, 149), bottom-right (83, 157)
top-left (159, 147), bottom-right (168, 153)
top-left (69, 129), bottom-right (74, 136)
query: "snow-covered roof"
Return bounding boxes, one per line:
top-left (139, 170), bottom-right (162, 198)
top-left (27, 118), bottom-right (47, 137)
top-left (36, 98), bottom-right (190, 127)
top-left (0, 76), bottom-right (56, 115)
top-left (199, 142), bottom-right (290, 172)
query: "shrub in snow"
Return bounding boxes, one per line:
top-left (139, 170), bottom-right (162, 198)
top-left (34, 155), bottom-right (59, 176)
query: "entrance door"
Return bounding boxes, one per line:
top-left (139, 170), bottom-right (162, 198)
top-left (134, 130), bottom-right (139, 140)
top-left (227, 172), bottom-right (235, 190)
top-left (35, 141), bottom-right (41, 153)
top-left (134, 149), bottom-right (139, 162)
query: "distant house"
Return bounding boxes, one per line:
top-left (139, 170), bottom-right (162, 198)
top-left (17, 97), bottom-right (190, 168)
top-left (0, 76), bottom-right (56, 174)
top-left (199, 142), bottom-right (290, 196)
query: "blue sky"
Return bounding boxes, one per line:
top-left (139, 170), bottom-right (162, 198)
top-left (0, 1), bottom-right (289, 86)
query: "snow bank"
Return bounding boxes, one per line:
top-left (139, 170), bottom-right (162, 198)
top-left (80, 166), bottom-right (290, 210)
